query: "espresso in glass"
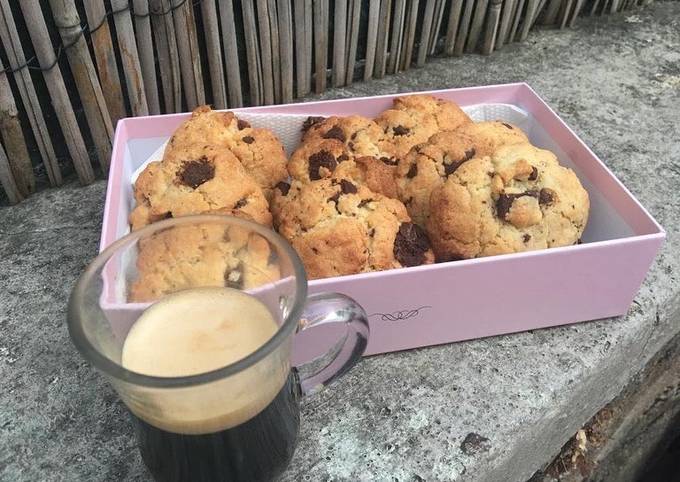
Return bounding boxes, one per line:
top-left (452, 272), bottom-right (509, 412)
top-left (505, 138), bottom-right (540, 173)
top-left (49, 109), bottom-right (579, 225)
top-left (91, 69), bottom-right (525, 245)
top-left (68, 216), bottom-right (369, 482)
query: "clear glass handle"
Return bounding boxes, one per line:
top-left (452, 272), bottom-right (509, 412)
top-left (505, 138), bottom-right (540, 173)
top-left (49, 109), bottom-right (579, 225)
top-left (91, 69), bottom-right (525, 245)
top-left (295, 292), bottom-right (369, 395)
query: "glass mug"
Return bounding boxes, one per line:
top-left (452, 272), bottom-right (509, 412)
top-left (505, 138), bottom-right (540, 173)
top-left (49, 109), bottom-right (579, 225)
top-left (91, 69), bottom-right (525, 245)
top-left (68, 215), bottom-right (369, 482)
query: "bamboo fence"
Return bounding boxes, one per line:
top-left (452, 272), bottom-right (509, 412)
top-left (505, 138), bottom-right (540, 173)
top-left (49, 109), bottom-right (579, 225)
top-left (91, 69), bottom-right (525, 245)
top-left (0, 0), bottom-right (659, 204)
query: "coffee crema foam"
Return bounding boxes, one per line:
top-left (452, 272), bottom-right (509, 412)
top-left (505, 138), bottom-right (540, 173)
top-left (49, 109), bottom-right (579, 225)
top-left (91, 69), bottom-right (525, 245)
top-left (120, 287), bottom-right (289, 434)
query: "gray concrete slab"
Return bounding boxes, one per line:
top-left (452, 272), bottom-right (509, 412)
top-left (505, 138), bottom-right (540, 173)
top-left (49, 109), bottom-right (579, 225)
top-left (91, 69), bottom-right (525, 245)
top-left (1, 3), bottom-right (679, 481)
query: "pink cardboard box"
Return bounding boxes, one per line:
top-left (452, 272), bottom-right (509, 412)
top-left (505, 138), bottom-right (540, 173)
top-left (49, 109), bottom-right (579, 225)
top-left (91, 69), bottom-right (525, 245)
top-left (101, 83), bottom-right (665, 361)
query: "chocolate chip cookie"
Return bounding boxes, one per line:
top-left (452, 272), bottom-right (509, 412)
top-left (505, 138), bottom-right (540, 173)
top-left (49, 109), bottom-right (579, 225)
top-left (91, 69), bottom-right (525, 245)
top-left (301, 114), bottom-right (385, 158)
top-left (130, 145), bottom-right (272, 230)
top-left (164, 105), bottom-right (288, 199)
top-left (129, 223), bottom-right (280, 302)
top-left (455, 120), bottom-right (529, 157)
top-left (395, 131), bottom-right (477, 225)
top-left (426, 144), bottom-right (589, 261)
top-left (271, 178), bottom-right (434, 279)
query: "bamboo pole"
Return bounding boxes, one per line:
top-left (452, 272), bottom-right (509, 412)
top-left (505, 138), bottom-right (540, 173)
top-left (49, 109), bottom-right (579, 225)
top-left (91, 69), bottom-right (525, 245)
top-left (401, 0), bottom-right (419, 71)
top-left (278, 0), bottom-right (294, 102)
top-left (429, 0), bottom-right (446, 55)
top-left (110, 0), bottom-right (148, 116)
top-left (51, 0), bottom-right (113, 172)
top-left (364, 0), bottom-right (380, 81)
top-left (0, 141), bottom-right (22, 204)
top-left (387, 0), bottom-right (406, 74)
top-left (332, 0), bottom-right (347, 86)
top-left (131, 0), bottom-right (160, 114)
top-left (542, 0), bottom-right (562, 24)
top-left (314, 0), bottom-right (329, 93)
top-left (559, 0), bottom-right (574, 28)
top-left (0, 60), bottom-right (34, 197)
top-left (417, 0), bottom-right (435, 67)
top-left (0, 0), bottom-right (61, 186)
top-left (82, 0), bottom-right (126, 123)
top-left (569, 0), bottom-right (586, 26)
top-left (294, 0), bottom-right (308, 96)
top-left (172, 0), bottom-right (204, 108)
top-left (519, 0), bottom-right (538, 40)
top-left (304, 0), bottom-right (313, 93)
top-left (496, 0), bottom-right (517, 48)
top-left (508, 0), bottom-right (526, 43)
top-left (345, 0), bottom-right (361, 85)
top-left (149, 0), bottom-right (181, 112)
top-left (256, 0), bottom-right (275, 105)
top-left (445, 0), bottom-right (464, 55)
top-left (455, 0), bottom-right (475, 55)
top-left (242, 0), bottom-right (263, 104)
top-left (374, 0), bottom-right (391, 78)
top-left (466, 0), bottom-right (490, 53)
top-left (219, 0), bottom-right (243, 107)
top-left (19, 1), bottom-right (94, 184)
top-left (481, 0), bottom-right (503, 54)
top-left (201, 0), bottom-right (227, 109)
top-left (267, 0), bottom-right (282, 102)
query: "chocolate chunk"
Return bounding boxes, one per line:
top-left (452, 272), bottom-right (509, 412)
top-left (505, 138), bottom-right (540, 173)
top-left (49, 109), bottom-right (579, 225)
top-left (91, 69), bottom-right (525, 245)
top-left (369, 228), bottom-right (375, 237)
top-left (337, 154), bottom-right (350, 162)
top-left (302, 116), bottom-right (326, 133)
top-left (340, 179), bottom-right (358, 194)
top-left (177, 158), bottom-right (215, 189)
top-left (351, 132), bottom-right (358, 140)
top-left (496, 191), bottom-right (540, 219)
top-left (276, 181), bottom-right (291, 196)
top-left (224, 263), bottom-right (244, 289)
top-left (406, 163), bottom-right (418, 178)
top-left (539, 188), bottom-right (555, 205)
top-left (501, 123), bottom-right (513, 130)
top-left (523, 234), bottom-right (531, 242)
top-left (348, 142), bottom-right (355, 150)
top-left (234, 198), bottom-right (248, 209)
top-left (528, 166), bottom-right (538, 181)
top-left (393, 125), bottom-right (410, 136)
top-left (242, 135), bottom-right (255, 144)
top-left (444, 160), bottom-right (463, 176)
top-left (381, 156), bottom-right (399, 166)
top-left (327, 192), bottom-right (341, 205)
top-left (323, 125), bottom-right (346, 142)
top-left (237, 119), bottom-right (250, 130)
top-left (358, 198), bottom-right (373, 208)
top-left (464, 148), bottom-right (476, 160)
top-left (576, 238), bottom-right (583, 245)
top-left (308, 150), bottom-right (337, 180)
top-left (393, 222), bottom-right (431, 267)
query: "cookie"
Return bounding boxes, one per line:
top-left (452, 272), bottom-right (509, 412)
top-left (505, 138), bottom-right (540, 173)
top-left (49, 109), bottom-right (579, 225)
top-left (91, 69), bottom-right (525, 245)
top-left (455, 121), bottom-right (529, 157)
top-left (164, 105), bottom-right (288, 199)
top-left (287, 138), bottom-right (398, 198)
top-left (392, 94), bottom-right (473, 132)
top-left (395, 131), bottom-right (477, 225)
top-left (301, 115), bottom-right (385, 158)
top-left (130, 145), bottom-right (272, 230)
top-left (426, 144), bottom-right (589, 261)
top-left (129, 223), bottom-right (280, 302)
top-left (271, 179), bottom-right (434, 279)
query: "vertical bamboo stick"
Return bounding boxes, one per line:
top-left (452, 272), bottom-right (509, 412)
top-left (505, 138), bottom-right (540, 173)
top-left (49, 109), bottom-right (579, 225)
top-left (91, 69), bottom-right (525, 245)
top-left (417, 0), bottom-right (436, 67)
top-left (559, 0), bottom-right (574, 27)
top-left (542, 0), bottom-right (562, 25)
top-left (219, 0), bottom-right (243, 107)
top-left (294, 0), bottom-right (308, 97)
top-left (110, 0), bottom-right (148, 116)
top-left (0, 0), bottom-right (60, 186)
top-left (387, 0), bottom-right (406, 74)
top-left (531, 0), bottom-right (547, 26)
top-left (242, 0), bottom-right (263, 105)
top-left (0, 60), bottom-right (34, 197)
top-left (569, 0), bottom-right (585, 26)
top-left (374, 0), bottom-right (391, 78)
top-left (508, 0), bottom-right (526, 43)
top-left (172, 0), bottom-right (205, 108)
top-left (429, 0), bottom-right (446, 55)
top-left (345, 0), bottom-right (361, 85)
top-left (131, 0), bottom-right (160, 114)
top-left (201, 0), bottom-right (227, 109)
top-left (278, 0), bottom-right (294, 102)
top-left (401, 0), bottom-right (419, 71)
top-left (364, 0), bottom-right (380, 81)
top-left (589, 0), bottom-right (602, 16)
top-left (481, 0), bottom-right (502, 54)
top-left (519, 0), bottom-right (538, 40)
top-left (304, 0), bottom-right (313, 93)
top-left (149, 0), bottom-right (181, 112)
top-left (51, 0), bottom-right (113, 172)
top-left (19, 1), bottom-right (94, 184)
top-left (455, 0), bottom-right (475, 55)
top-left (496, 0), bottom-right (517, 48)
top-left (0, 141), bottom-right (22, 204)
top-left (445, 0), bottom-right (464, 55)
top-left (82, 0), bottom-right (126, 123)
top-left (256, 0), bottom-right (275, 105)
top-left (466, 0), bottom-right (489, 53)
top-left (268, 0), bottom-right (282, 102)
top-left (332, 0), bottom-right (347, 86)
top-left (314, 0), bottom-right (329, 93)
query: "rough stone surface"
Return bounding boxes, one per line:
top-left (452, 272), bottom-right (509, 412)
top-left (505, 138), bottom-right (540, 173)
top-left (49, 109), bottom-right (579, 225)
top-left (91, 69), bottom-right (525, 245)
top-left (1, 4), bottom-right (679, 481)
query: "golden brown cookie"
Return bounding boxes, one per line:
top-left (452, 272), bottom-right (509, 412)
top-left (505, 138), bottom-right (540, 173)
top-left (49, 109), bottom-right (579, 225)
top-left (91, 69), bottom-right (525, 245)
top-left (392, 94), bottom-right (473, 132)
top-left (271, 179), bottom-right (434, 279)
top-left (426, 144), bottom-right (589, 261)
top-left (455, 121), bottom-right (530, 157)
top-left (300, 115), bottom-right (385, 158)
top-left (129, 223), bottom-right (280, 302)
top-left (395, 131), bottom-right (477, 225)
top-left (130, 145), bottom-right (272, 230)
top-left (164, 105), bottom-right (288, 199)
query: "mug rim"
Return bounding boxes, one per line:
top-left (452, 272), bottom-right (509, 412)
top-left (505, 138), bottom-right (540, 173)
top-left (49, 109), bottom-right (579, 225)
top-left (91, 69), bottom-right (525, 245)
top-left (67, 215), bottom-right (308, 388)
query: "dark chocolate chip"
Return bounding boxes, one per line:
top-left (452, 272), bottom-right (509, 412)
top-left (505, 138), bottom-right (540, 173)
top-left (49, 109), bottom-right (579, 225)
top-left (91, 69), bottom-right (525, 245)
top-left (177, 157), bottom-right (215, 189)
top-left (539, 188), bottom-right (555, 205)
top-left (351, 132), bottom-right (358, 140)
top-left (406, 163), bottom-right (418, 178)
top-left (444, 161), bottom-right (461, 176)
top-left (501, 123), bottom-right (513, 130)
top-left (323, 125), bottom-right (346, 142)
top-left (225, 263), bottom-right (244, 289)
top-left (348, 142), bottom-right (355, 150)
top-left (369, 228), bottom-right (375, 237)
top-left (340, 179), bottom-right (358, 194)
top-left (576, 238), bottom-right (583, 245)
top-left (302, 116), bottom-right (326, 132)
top-left (381, 156), bottom-right (399, 166)
top-left (523, 234), bottom-right (531, 242)
top-left (496, 191), bottom-right (540, 219)
top-left (393, 222), bottom-right (431, 267)
top-left (237, 119), bottom-right (250, 130)
top-left (308, 150), bottom-right (337, 180)
top-left (327, 192), bottom-right (341, 205)
top-left (464, 148), bottom-right (476, 160)
top-left (528, 166), bottom-right (538, 181)
top-left (311, 247), bottom-right (319, 254)
top-left (234, 198), bottom-right (248, 209)
top-left (276, 181), bottom-right (291, 196)
top-left (358, 198), bottom-right (373, 208)
top-left (242, 135), bottom-right (255, 144)
top-left (393, 125), bottom-right (410, 136)
top-left (337, 154), bottom-right (350, 162)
